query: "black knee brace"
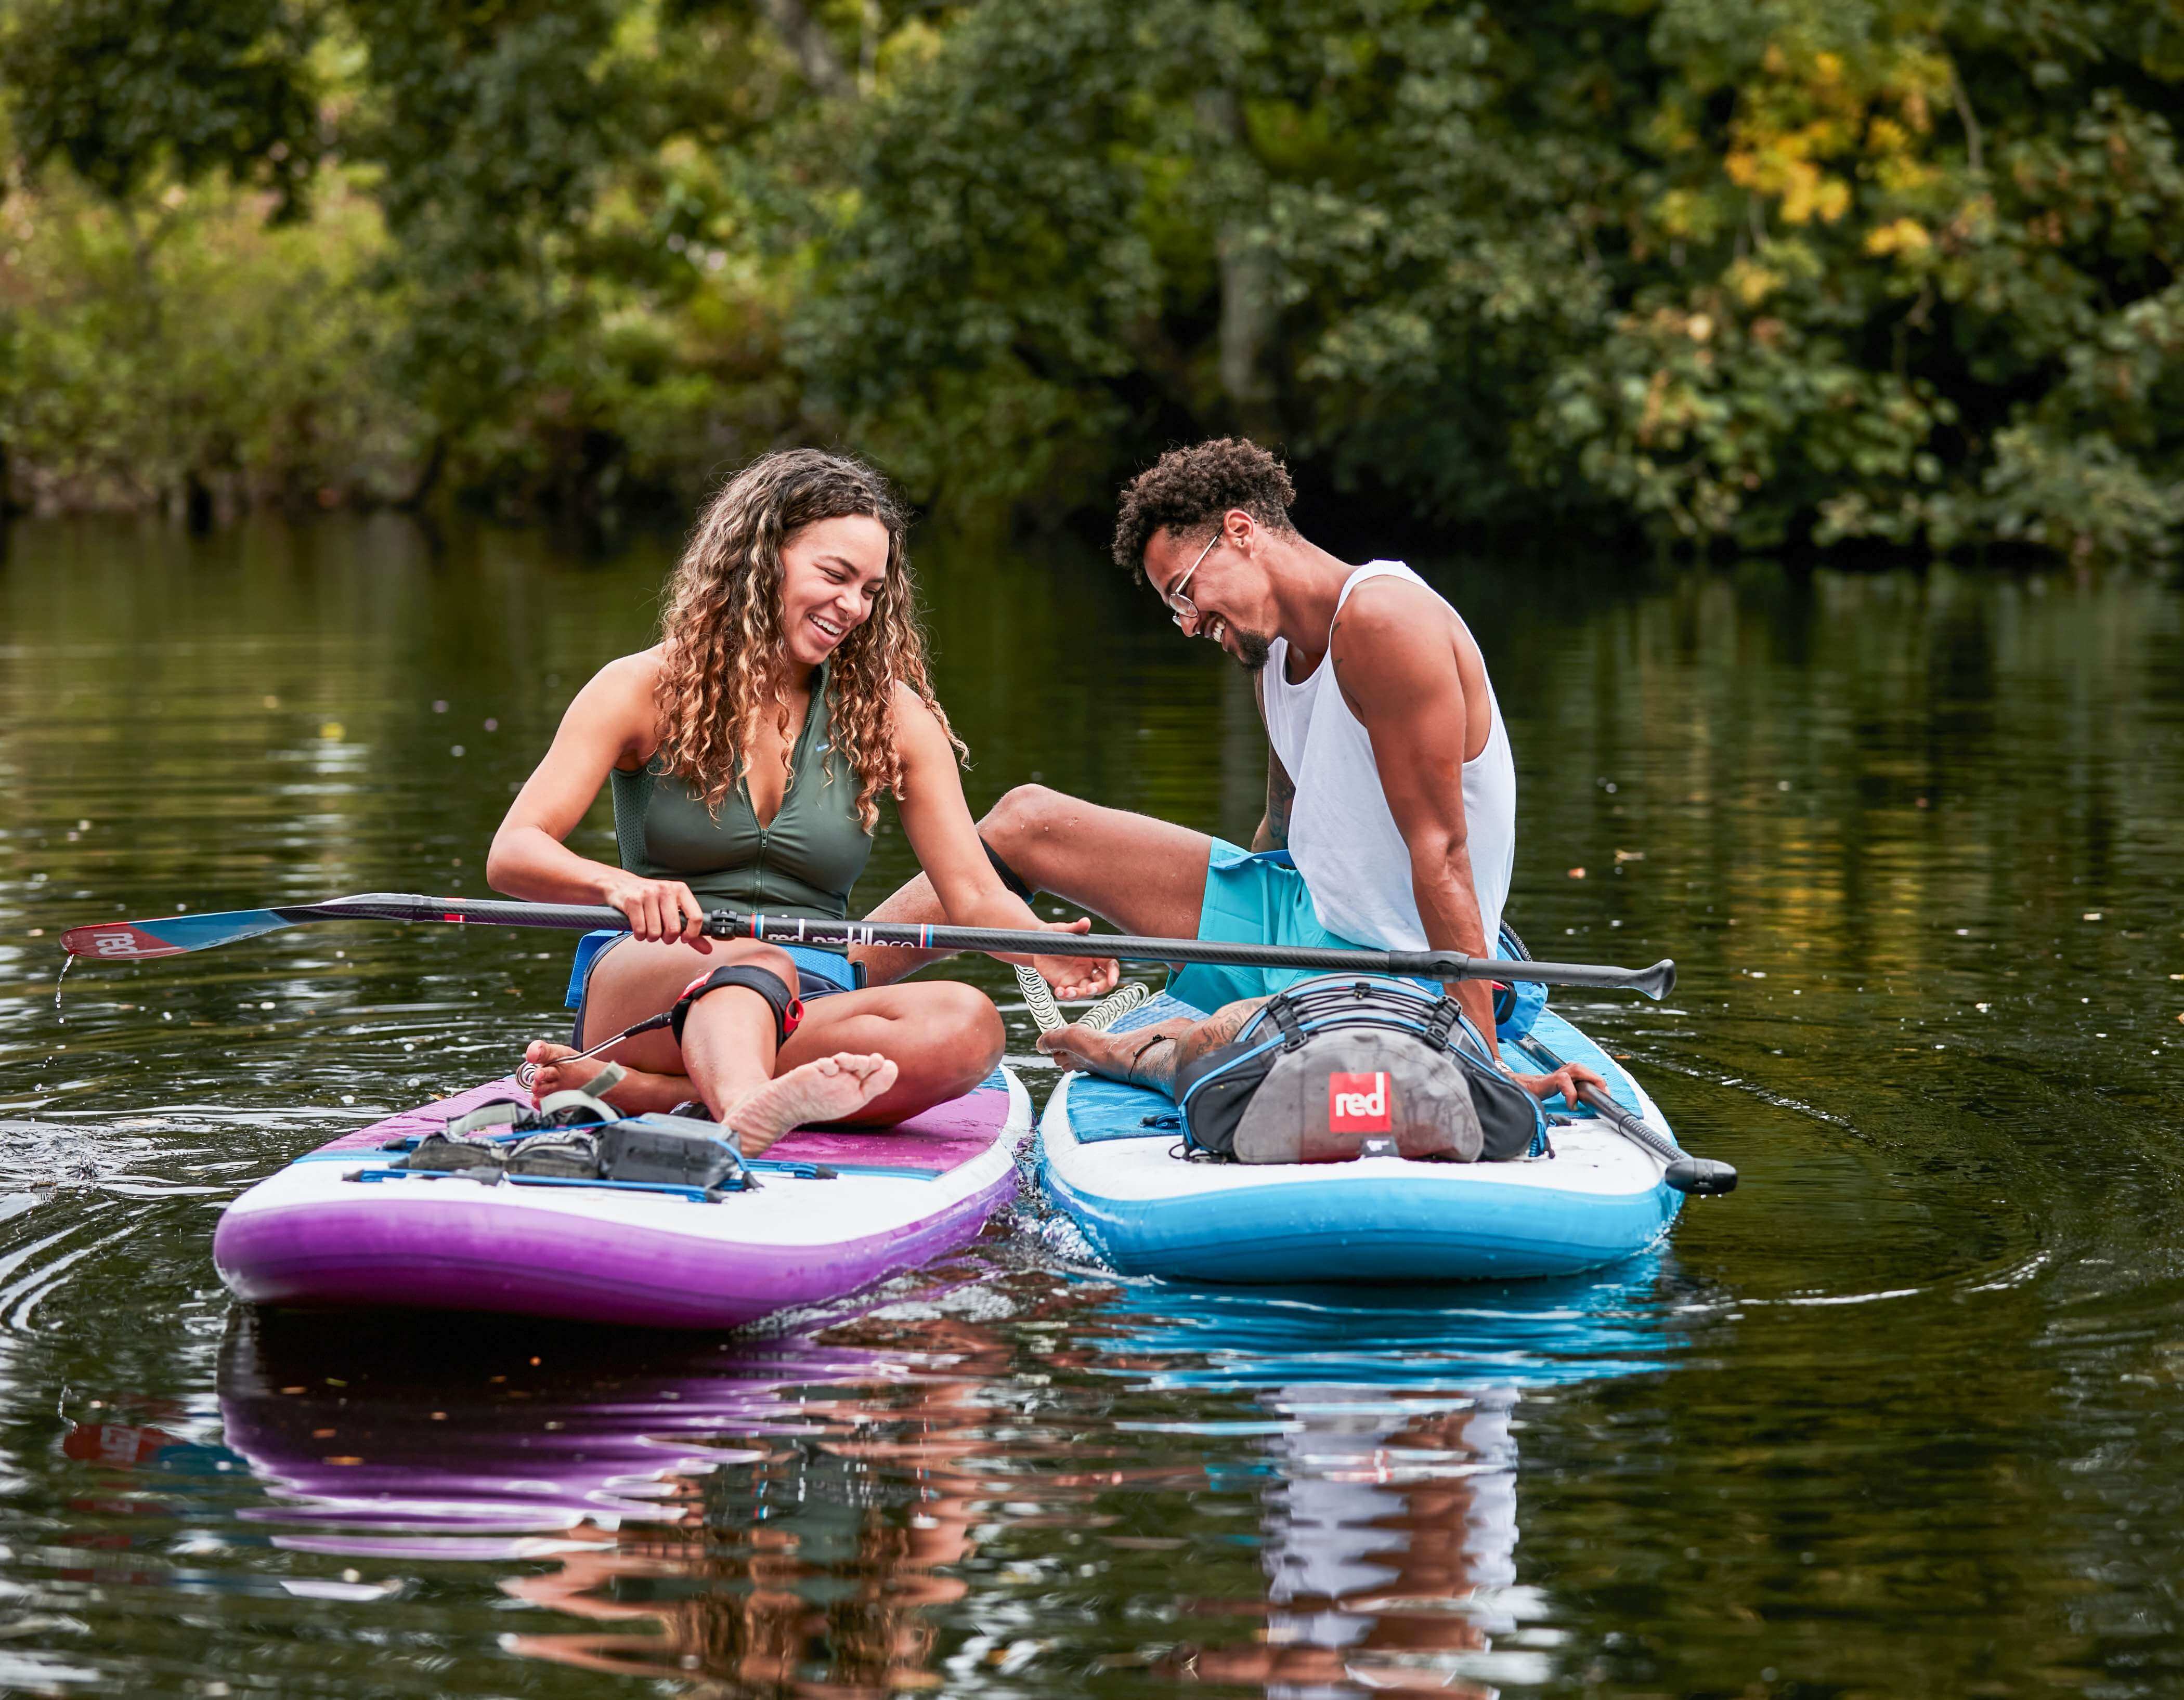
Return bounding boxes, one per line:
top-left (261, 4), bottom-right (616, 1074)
top-left (982, 837), bottom-right (1038, 902)
top-left (672, 964), bottom-right (802, 1047)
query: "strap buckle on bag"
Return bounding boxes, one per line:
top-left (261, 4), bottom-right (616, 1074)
top-left (1266, 997), bottom-right (1308, 1051)
top-left (1423, 997), bottom-right (1462, 1049)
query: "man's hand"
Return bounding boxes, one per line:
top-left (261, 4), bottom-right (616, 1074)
top-left (1510, 1059), bottom-right (1609, 1110)
top-left (1010, 916), bottom-right (1119, 1002)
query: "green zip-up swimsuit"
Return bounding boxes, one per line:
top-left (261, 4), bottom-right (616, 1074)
top-left (565, 666), bottom-right (871, 1028)
top-left (608, 665), bottom-right (873, 919)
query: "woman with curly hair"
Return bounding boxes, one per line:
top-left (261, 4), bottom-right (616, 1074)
top-left (487, 449), bottom-right (1115, 1154)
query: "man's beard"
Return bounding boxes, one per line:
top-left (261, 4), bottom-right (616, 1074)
top-left (1233, 627), bottom-right (1271, 673)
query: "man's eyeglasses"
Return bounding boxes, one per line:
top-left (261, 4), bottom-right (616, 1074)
top-left (1160, 529), bottom-right (1223, 630)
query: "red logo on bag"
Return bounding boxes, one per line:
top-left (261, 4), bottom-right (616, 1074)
top-left (1328, 1071), bottom-right (1393, 1133)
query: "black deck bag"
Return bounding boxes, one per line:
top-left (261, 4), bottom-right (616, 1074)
top-left (406, 1090), bottom-right (614, 1176)
top-left (1174, 978), bottom-right (1546, 1165)
top-left (599, 1114), bottom-right (745, 1191)
top-left (402, 1131), bottom-right (506, 1173)
top-left (504, 1129), bottom-right (602, 1177)
top-left (399, 1097), bottom-right (533, 1170)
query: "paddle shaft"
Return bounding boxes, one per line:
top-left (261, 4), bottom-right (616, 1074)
top-left (1576, 1082), bottom-right (1677, 1163)
top-left (64, 892), bottom-right (1675, 999)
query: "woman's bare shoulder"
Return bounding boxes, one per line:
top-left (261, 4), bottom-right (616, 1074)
top-left (885, 676), bottom-right (931, 713)
top-left (577, 647), bottom-right (665, 706)
top-left (565, 648), bottom-right (667, 764)
top-left (885, 678), bottom-right (948, 741)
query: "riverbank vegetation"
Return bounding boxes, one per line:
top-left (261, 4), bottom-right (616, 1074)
top-left (1, 0), bottom-right (2179, 561)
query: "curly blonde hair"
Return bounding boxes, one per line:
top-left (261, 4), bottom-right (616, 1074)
top-left (654, 450), bottom-right (961, 831)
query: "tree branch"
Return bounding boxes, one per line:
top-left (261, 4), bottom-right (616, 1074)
top-left (1950, 65), bottom-right (1985, 177)
top-left (758, 0), bottom-right (853, 100)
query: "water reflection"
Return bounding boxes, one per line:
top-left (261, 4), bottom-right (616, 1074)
top-left (1083, 1260), bottom-right (1687, 1393)
top-left (215, 1273), bottom-right (1026, 1693)
top-left (1168, 1389), bottom-right (1520, 1697)
top-left (197, 1263), bottom-right (1681, 1698)
top-left (501, 1333), bottom-right (994, 1688)
top-left (219, 1313), bottom-right (852, 1557)
top-left (1085, 1271), bottom-right (1676, 1696)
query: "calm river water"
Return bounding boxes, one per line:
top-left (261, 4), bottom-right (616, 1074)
top-left (1, 515), bottom-right (2181, 1697)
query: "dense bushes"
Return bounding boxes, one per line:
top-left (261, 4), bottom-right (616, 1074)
top-left (0, 175), bottom-right (418, 514)
top-left (1, 0), bottom-right (2178, 560)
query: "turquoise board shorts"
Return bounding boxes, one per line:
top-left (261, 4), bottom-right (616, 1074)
top-left (1167, 841), bottom-right (1546, 1039)
top-left (1167, 840), bottom-right (1387, 1012)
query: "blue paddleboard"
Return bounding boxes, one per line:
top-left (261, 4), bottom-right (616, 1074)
top-left (1035, 994), bottom-right (1683, 1283)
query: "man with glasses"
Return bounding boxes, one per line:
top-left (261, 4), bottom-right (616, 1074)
top-left (859, 437), bottom-right (1528, 1060)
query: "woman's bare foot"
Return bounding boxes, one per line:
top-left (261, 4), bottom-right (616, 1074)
top-left (521, 1040), bottom-right (691, 1114)
top-left (720, 1052), bottom-right (899, 1156)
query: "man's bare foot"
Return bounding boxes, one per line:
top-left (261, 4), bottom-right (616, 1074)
top-left (721, 1053), bottom-right (900, 1156)
top-left (521, 1040), bottom-right (688, 1114)
top-left (1034, 1023), bottom-right (1129, 1075)
top-left (1038, 1017), bottom-right (1203, 1095)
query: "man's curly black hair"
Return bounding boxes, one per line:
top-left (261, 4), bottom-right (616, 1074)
top-left (1111, 438), bottom-right (1297, 579)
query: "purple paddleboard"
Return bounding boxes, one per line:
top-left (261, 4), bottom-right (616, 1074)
top-left (214, 1068), bottom-right (1029, 1330)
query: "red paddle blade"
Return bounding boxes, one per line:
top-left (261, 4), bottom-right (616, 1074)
top-left (60, 922), bottom-right (191, 960)
top-left (60, 909), bottom-right (295, 959)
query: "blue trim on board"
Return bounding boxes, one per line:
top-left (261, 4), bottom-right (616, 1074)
top-left (1043, 1151), bottom-right (1682, 1283)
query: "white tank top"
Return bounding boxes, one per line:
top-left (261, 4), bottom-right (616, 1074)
top-left (1261, 561), bottom-right (1515, 952)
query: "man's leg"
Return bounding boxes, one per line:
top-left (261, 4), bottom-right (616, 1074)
top-left (1035, 997), bottom-right (1268, 1098)
top-left (854, 785), bottom-right (1216, 986)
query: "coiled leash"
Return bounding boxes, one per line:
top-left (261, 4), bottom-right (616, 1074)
top-left (1014, 965), bottom-right (1149, 1036)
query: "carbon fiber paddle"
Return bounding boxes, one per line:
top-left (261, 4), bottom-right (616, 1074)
top-left (61, 891), bottom-right (1676, 998)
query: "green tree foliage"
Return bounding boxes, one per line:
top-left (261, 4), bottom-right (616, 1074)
top-left (804, 0), bottom-right (2184, 558)
top-left (0, 175), bottom-right (419, 511)
top-left (0, 0), bottom-right (2179, 560)
top-left (1, 0), bottom-right (322, 215)
top-left (337, 0), bottom-right (638, 504)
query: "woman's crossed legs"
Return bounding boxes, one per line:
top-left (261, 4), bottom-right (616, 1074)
top-left (523, 938), bottom-right (1004, 1156)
